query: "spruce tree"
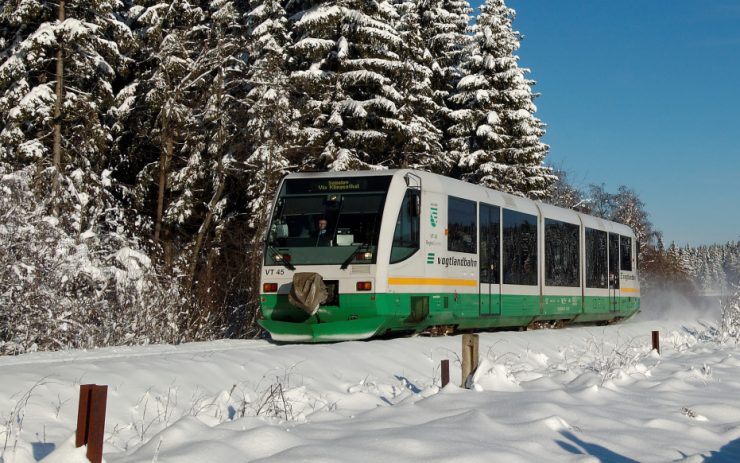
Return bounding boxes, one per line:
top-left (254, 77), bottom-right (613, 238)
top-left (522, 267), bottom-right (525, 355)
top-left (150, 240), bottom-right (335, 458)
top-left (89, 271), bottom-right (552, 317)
top-left (112, 0), bottom-right (207, 253)
top-left (287, 0), bottom-right (406, 170)
top-left (178, 0), bottom-right (252, 288)
top-left (417, 0), bottom-right (472, 164)
top-left (0, 0), bottom-right (131, 225)
top-left (418, 0), bottom-right (472, 107)
top-left (392, 0), bottom-right (445, 171)
top-left (245, 0), bottom-right (292, 229)
top-left (450, 0), bottom-right (553, 199)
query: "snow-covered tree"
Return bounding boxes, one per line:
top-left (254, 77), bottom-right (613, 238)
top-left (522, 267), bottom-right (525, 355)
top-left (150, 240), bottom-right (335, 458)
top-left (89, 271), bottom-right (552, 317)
top-left (546, 168), bottom-right (584, 210)
top-left (451, 0), bottom-right (553, 199)
top-left (0, 166), bottom-right (219, 355)
top-left (287, 0), bottom-right (406, 170)
top-left (391, 0), bottom-right (445, 171)
top-left (111, 1), bottom-right (207, 253)
top-left (245, 0), bottom-right (292, 229)
top-left (0, 0), bottom-right (131, 221)
top-left (418, 0), bottom-right (471, 108)
top-left (719, 288), bottom-right (740, 344)
top-left (611, 185), bottom-right (661, 255)
top-left (163, 0), bottom-right (253, 289)
top-left (677, 243), bottom-right (740, 294)
top-left (113, 1), bottom-right (267, 330)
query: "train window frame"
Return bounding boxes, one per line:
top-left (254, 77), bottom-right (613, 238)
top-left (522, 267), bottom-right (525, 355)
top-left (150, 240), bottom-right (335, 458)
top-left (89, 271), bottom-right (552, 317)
top-left (390, 189), bottom-right (421, 264)
top-left (502, 209), bottom-right (538, 286)
top-left (447, 196), bottom-right (477, 254)
top-left (545, 218), bottom-right (580, 287)
top-left (479, 203), bottom-right (501, 284)
top-left (585, 228), bottom-right (608, 289)
top-left (620, 235), bottom-right (633, 271)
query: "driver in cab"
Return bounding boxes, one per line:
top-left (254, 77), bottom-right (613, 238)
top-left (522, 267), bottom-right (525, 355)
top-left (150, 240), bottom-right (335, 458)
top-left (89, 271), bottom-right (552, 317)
top-left (314, 218), bottom-right (332, 246)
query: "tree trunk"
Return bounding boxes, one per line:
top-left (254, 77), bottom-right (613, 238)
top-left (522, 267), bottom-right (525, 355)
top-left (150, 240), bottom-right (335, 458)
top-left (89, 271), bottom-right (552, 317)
top-left (52, 0), bottom-right (65, 206)
top-left (153, 119), bottom-right (173, 245)
top-left (187, 68), bottom-right (227, 288)
top-left (187, 173), bottom-right (225, 288)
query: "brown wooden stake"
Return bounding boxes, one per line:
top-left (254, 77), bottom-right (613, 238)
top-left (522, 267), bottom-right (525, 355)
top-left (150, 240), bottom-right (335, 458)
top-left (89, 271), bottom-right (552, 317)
top-left (75, 385), bottom-right (92, 448)
top-left (441, 359), bottom-right (450, 388)
top-left (86, 386), bottom-right (107, 463)
top-left (75, 384), bottom-right (108, 463)
top-left (461, 334), bottom-right (480, 388)
top-left (652, 330), bottom-right (660, 354)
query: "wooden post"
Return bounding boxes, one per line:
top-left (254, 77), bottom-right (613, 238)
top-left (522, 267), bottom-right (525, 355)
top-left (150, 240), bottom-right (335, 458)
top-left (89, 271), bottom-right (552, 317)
top-left (76, 384), bottom-right (108, 463)
top-left (441, 359), bottom-right (450, 388)
top-left (75, 385), bottom-right (92, 448)
top-left (652, 330), bottom-right (660, 354)
top-left (461, 334), bottom-right (479, 388)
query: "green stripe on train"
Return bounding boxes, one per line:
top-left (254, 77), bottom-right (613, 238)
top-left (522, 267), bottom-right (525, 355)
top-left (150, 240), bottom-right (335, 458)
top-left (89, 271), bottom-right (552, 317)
top-left (260, 292), bottom-right (639, 328)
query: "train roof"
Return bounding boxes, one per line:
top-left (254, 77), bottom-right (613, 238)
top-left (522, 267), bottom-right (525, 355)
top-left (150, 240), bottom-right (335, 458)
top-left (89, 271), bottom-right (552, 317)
top-left (282, 169), bottom-right (636, 238)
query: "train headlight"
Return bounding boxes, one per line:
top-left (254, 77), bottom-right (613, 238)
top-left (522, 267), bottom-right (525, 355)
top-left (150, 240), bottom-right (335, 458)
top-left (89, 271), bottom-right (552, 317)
top-left (263, 283), bottom-right (278, 293)
top-left (356, 281), bottom-right (372, 291)
top-left (355, 252), bottom-right (373, 261)
top-left (272, 253), bottom-right (291, 263)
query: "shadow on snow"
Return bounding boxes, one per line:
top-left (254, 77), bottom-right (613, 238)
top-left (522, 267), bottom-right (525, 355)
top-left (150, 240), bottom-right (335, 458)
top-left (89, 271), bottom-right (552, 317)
top-left (555, 430), bottom-right (639, 463)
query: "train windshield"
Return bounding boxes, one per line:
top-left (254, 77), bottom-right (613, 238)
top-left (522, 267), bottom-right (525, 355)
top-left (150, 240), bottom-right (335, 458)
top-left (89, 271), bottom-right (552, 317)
top-left (265, 176), bottom-right (392, 265)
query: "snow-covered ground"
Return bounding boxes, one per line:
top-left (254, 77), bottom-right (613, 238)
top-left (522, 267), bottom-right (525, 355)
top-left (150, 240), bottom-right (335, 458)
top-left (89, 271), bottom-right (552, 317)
top-left (2, 307), bottom-right (739, 462)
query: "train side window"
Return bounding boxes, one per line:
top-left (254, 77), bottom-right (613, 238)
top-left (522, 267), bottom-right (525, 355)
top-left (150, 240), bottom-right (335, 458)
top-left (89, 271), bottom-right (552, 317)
top-left (448, 196), bottom-right (477, 254)
top-left (503, 209), bottom-right (538, 285)
top-left (390, 189), bottom-right (421, 263)
top-left (479, 203), bottom-right (500, 284)
top-left (585, 228), bottom-right (608, 288)
top-left (545, 219), bottom-right (580, 287)
top-left (608, 233), bottom-right (620, 288)
top-left (620, 236), bottom-right (632, 271)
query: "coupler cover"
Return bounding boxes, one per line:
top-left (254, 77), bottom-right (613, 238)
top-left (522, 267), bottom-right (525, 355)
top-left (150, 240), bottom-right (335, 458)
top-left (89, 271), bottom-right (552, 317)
top-left (288, 272), bottom-right (328, 316)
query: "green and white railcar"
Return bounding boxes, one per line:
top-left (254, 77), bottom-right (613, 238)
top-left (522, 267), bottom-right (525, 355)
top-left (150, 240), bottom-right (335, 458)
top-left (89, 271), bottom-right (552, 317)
top-left (259, 170), bottom-right (639, 342)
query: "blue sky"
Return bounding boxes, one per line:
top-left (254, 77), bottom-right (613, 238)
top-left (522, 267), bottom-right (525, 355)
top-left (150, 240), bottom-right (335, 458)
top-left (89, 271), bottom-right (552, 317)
top-left (472, 0), bottom-right (740, 246)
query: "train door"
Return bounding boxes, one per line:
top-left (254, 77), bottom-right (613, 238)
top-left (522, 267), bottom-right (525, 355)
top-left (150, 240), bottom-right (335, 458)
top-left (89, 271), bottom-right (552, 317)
top-left (608, 233), bottom-right (620, 312)
top-left (479, 203), bottom-right (501, 316)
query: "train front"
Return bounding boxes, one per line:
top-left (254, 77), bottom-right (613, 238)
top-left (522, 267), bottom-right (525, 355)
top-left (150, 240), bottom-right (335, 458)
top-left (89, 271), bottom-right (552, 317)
top-left (258, 172), bottom-right (398, 342)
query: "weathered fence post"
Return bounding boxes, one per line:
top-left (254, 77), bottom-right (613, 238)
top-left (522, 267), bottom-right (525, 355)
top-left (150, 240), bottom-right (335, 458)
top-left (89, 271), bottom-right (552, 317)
top-left (76, 384), bottom-right (108, 463)
top-left (441, 359), bottom-right (450, 388)
top-left (652, 330), bottom-right (660, 354)
top-left (461, 334), bottom-right (479, 388)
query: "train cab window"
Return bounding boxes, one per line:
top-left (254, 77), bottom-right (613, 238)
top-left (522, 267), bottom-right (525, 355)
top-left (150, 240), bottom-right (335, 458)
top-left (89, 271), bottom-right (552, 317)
top-left (390, 189), bottom-right (421, 263)
top-left (620, 236), bottom-right (633, 271)
top-left (503, 209), bottom-right (537, 285)
top-left (545, 219), bottom-right (580, 287)
top-left (585, 228), bottom-right (608, 288)
top-left (447, 196), bottom-right (477, 254)
top-left (265, 176), bottom-right (391, 265)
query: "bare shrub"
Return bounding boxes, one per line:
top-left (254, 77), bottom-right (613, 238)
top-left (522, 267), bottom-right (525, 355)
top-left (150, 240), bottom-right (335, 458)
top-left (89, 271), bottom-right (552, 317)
top-left (718, 289), bottom-right (740, 344)
top-left (0, 167), bottom-right (224, 355)
top-left (0, 379), bottom-right (49, 461)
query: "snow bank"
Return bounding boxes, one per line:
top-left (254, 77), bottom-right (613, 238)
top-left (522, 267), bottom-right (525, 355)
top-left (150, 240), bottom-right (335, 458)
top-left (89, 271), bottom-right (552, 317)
top-left (1, 319), bottom-right (739, 462)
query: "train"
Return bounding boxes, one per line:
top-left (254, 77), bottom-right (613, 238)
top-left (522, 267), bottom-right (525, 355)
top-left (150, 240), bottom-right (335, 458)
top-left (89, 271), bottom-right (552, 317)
top-left (258, 169), bottom-right (640, 342)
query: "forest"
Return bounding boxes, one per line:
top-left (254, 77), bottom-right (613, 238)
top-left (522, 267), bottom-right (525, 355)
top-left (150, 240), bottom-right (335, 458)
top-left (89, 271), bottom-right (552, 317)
top-left (1, 0), bottom-right (736, 354)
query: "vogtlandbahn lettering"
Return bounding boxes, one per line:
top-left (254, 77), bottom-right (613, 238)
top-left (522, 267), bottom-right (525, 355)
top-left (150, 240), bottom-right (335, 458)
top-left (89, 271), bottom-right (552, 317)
top-left (437, 256), bottom-right (478, 268)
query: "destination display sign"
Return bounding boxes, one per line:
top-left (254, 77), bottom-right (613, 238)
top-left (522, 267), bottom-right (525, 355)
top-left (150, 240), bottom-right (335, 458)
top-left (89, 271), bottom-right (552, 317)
top-left (284, 176), bottom-right (392, 194)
